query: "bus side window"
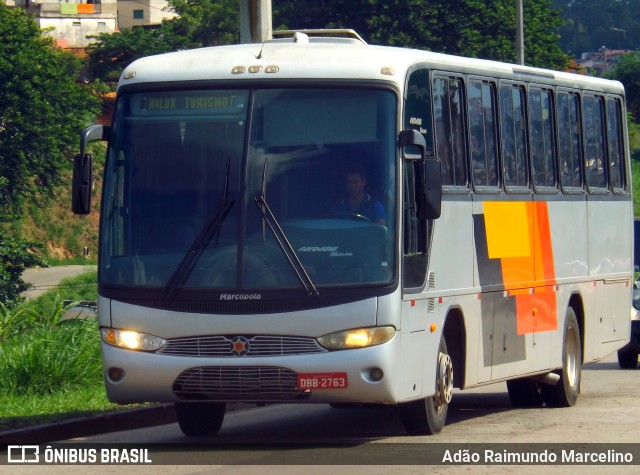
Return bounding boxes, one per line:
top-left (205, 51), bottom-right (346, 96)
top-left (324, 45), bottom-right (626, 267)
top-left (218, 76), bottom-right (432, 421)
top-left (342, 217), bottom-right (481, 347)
top-left (500, 83), bottom-right (529, 190)
top-left (557, 91), bottom-right (583, 190)
top-left (583, 95), bottom-right (608, 191)
top-left (529, 87), bottom-right (557, 190)
top-left (433, 76), bottom-right (468, 188)
top-left (607, 97), bottom-right (626, 192)
top-left (468, 79), bottom-right (499, 189)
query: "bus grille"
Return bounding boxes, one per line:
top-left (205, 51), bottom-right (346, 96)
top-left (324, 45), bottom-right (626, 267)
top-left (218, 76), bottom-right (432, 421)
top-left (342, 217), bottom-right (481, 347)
top-left (173, 366), bottom-right (307, 401)
top-left (158, 335), bottom-right (327, 357)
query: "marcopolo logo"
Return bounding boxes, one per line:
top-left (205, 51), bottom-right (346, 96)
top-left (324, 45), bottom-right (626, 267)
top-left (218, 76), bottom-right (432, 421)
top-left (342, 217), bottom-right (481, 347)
top-left (220, 293), bottom-right (262, 301)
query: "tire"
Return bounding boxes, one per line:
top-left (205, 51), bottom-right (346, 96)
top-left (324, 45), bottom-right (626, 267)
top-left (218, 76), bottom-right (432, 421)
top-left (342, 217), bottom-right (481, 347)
top-left (507, 378), bottom-right (543, 408)
top-left (401, 336), bottom-right (453, 435)
top-left (617, 350), bottom-right (639, 369)
top-left (541, 307), bottom-right (581, 407)
top-left (175, 402), bottom-right (226, 437)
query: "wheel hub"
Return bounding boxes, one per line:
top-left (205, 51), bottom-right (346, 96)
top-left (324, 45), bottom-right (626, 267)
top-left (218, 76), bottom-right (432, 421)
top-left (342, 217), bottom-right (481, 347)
top-left (436, 352), bottom-right (454, 407)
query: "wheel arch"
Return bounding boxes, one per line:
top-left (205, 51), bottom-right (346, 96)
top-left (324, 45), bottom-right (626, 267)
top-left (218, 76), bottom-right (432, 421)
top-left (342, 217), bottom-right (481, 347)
top-left (443, 306), bottom-right (466, 389)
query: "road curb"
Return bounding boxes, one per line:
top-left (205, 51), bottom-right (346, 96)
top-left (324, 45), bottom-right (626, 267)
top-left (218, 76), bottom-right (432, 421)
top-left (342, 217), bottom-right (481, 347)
top-left (0, 402), bottom-right (261, 444)
top-left (0, 404), bottom-right (177, 444)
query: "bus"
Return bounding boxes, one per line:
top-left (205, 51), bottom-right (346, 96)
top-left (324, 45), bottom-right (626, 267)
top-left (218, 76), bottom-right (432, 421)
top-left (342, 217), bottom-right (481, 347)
top-left (73, 29), bottom-right (633, 436)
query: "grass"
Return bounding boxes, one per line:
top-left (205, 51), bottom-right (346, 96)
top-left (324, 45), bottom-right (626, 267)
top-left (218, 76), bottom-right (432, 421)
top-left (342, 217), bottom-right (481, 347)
top-left (0, 270), bottom-right (140, 433)
top-left (0, 386), bottom-right (120, 431)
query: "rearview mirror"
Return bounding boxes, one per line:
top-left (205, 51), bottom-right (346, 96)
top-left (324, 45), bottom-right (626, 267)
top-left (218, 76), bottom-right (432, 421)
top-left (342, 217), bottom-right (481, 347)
top-left (71, 153), bottom-right (93, 215)
top-left (72, 125), bottom-right (108, 214)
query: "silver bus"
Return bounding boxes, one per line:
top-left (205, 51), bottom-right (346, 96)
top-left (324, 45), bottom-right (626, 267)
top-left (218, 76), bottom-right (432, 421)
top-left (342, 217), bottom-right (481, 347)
top-left (73, 29), bottom-right (633, 436)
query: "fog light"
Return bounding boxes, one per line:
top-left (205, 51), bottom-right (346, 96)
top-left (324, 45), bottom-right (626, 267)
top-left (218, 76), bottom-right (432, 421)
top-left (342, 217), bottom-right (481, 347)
top-left (108, 367), bottom-right (125, 382)
top-left (369, 367), bottom-right (384, 382)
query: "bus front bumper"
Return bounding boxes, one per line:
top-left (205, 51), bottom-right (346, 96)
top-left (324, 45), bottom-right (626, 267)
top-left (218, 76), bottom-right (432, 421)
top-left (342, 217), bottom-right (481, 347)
top-left (100, 339), bottom-right (407, 406)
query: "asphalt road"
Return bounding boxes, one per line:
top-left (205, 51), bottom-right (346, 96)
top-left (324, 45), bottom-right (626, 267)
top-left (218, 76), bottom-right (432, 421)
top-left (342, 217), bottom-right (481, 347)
top-left (4, 352), bottom-right (637, 474)
top-left (65, 352), bottom-right (638, 446)
top-left (21, 265), bottom-right (96, 299)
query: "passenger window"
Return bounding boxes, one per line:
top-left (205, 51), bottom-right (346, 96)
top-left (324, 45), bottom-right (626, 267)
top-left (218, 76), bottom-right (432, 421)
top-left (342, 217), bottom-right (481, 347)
top-left (557, 92), bottom-right (583, 190)
top-left (607, 97), bottom-right (626, 191)
top-left (529, 88), bottom-right (557, 189)
top-left (500, 84), bottom-right (528, 189)
top-left (583, 95), bottom-right (608, 191)
top-left (468, 79), bottom-right (499, 189)
top-left (433, 76), bottom-right (468, 187)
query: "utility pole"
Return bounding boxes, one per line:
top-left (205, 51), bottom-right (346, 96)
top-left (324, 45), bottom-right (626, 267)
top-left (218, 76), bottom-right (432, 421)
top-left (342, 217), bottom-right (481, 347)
top-left (516, 0), bottom-right (524, 65)
top-left (239, 0), bottom-right (272, 44)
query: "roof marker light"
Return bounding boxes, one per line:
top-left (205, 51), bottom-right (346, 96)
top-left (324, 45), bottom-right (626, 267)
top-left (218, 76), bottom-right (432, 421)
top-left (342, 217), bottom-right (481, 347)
top-left (232, 66), bottom-right (246, 74)
top-left (381, 66), bottom-right (395, 76)
top-left (124, 71), bottom-right (136, 80)
top-left (265, 65), bottom-right (279, 73)
top-left (249, 65), bottom-right (263, 73)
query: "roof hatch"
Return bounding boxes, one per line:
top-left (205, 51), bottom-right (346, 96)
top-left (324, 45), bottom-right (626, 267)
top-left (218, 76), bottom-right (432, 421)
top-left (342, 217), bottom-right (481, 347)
top-left (271, 29), bottom-right (367, 45)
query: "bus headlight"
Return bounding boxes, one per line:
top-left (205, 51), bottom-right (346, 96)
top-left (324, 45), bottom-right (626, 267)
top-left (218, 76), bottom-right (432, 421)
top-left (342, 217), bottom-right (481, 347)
top-left (100, 328), bottom-right (166, 352)
top-left (317, 326), bottom-right (395, 350)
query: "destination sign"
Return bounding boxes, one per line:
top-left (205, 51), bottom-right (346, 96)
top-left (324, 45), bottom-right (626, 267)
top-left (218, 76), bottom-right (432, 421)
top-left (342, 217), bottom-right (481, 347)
top-left (131, 91), bottom-right (248, 116)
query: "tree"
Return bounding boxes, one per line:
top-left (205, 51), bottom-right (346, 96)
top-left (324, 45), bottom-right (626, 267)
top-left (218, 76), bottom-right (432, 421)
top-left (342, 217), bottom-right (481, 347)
top-left (87, 24), bottom-right (199, 84)
top-left (0, 6), bottom-right (98, 306)
top-left (87, 0), bottom-right (238, 84)
top-left (0, 233), bottom-right (46, 308)
top-left (273, 0), bottom-right (567, 70)
top-left (166, 0), bottom-right (239, 47)
top-left (0, 6), bottom-right (100, 219)
top-left (607, 52), bottom-right (640, 121)
top-left (552, 0), bottom-right (640, 55)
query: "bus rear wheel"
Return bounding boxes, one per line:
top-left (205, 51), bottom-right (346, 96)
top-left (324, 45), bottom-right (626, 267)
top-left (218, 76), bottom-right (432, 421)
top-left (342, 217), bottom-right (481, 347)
top-left (541, 307), bottom-right (581, 407)
top-left (175, 402), bottom-right (226, 437)
top-left (401, 337), bottom-right (453, 435)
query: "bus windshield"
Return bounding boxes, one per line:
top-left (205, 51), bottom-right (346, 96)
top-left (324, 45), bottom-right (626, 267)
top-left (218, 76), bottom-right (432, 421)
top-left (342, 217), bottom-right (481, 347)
top-left (100, 88), bottom-right (397, 295)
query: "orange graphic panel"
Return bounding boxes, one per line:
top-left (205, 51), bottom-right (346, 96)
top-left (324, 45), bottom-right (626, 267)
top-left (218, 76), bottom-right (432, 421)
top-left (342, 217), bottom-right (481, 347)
top-left (483, 201), bottom-right (558, 334)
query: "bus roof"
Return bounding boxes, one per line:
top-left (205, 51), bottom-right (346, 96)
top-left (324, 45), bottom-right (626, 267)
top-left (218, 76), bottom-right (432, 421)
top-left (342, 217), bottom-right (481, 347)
top-left (119, 32), bottom-right (624, 95)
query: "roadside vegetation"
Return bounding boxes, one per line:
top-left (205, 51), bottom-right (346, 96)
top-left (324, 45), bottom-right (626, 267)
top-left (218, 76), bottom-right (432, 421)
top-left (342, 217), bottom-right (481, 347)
top-left (3, 0), bottom-right (640, 433)
top-left (0, 271), bottom-right (133, 432)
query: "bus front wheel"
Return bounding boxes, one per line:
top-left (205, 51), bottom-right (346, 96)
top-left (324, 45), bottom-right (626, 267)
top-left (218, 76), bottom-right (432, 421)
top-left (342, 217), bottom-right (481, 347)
top-left (401, 336), bottom-right (453, 435)
top-left (175, 402), bottom-right (226, 437)
top-left (541, 307), bottom-right (581, 407)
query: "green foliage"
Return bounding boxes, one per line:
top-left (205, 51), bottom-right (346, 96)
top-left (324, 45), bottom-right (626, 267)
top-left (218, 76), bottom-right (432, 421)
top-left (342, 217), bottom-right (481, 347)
top-left (0, 231), bottom-right (46, 308)
top-left (0, 270), bottom-right (100, 397)
top-left (87, 0), bottom-right (239, 84)
top-left (0, 384), bottom-right (117, 430)
top-left (552, 0), bottom-right (640, 54)
top-left (0, 6), bottom-right (100, 219)
top-left (606, 53), bottom-right (640, 122)
top-left (0, 270), bottom-right (97, 337)
top-left (167, 0), bottom-right (239, 47)
top-left (87, 23), bottom-right (198, 84)
top-left (0, 320), bottom-right (102, 396)
top-left (274, 0), bottom-right (568, 69)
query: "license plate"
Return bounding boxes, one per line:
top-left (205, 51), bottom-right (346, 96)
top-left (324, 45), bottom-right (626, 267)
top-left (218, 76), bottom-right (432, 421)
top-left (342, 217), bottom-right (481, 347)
top-left (297, 372), bottom-right (348, 390)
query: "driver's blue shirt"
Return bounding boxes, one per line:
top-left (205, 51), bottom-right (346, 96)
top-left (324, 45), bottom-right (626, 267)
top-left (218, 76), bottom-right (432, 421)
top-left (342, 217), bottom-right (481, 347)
top-left (333, 193), bottom-right (386, 223)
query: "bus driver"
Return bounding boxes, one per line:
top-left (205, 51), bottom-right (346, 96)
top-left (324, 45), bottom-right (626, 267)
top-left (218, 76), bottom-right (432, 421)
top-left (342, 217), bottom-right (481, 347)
top-left (333, 165), bottom-right (386, 225)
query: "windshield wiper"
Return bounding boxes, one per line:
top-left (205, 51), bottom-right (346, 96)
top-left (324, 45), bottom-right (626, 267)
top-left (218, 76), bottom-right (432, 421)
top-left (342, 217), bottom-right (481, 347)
top-left (164, 156), bottom-right (234, 297)
top-left (254, 158), bottom-right (319, 297)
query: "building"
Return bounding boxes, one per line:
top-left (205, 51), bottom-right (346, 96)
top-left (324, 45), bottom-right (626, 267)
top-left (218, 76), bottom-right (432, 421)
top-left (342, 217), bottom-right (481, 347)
top-left (576, 47), bottom-right (633, 76)
top-left (117, 0), bottom-right (176, 30)
top-left (3, 0), bottom-right (118, 49)
top-left (2, 1), bottom-right (176, 49)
